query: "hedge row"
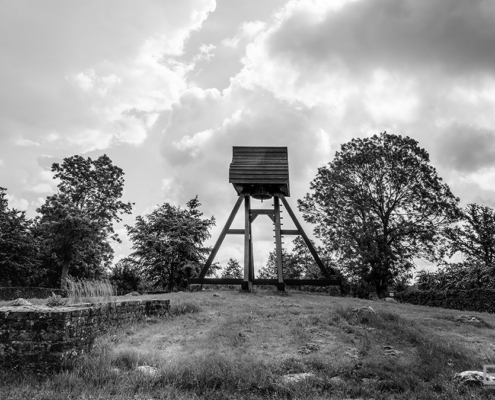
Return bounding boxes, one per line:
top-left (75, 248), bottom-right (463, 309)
top-left (0, 287), bottom-right (67, 301)
top-left (395, 288), bottom-right (495, 313)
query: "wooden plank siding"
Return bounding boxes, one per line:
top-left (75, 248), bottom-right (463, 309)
top-left (229, 146), bottom-right (290, 197)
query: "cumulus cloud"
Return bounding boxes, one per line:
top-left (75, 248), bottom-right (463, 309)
top-left (31, 182), bottom-right (56, 194)
top-left (267, 0), bottom-right (495, 76)
top-left (193, 44), bottom-right (217, 62)
top-left (468, 168), bottom-right (495, 192)
top-left (5, 194), bottom-right (29, 211)
top-left (0, 0), bottom-right (216, 153)
top-left (435, 125), bottom-right (495, 172)
top-left (231, 0), bottom-right (495, 134)
top-left (16, 139), bottom-right (41, 147)
top-left (222, 20), bottom-right (266, 48)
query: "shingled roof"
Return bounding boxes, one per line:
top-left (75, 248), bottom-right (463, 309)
top-left (229, 146), bottom-right (290, 198)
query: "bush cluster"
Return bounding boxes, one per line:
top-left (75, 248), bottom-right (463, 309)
top-left (396, 288), bottom-right (495, 313)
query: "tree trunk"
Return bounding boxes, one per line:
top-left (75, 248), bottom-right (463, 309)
top-left (375, 279), bottom-right (387, 298)
top-left (61, 259), bottom-right (70, 288)
top-left (169, 264), bottom-right (174, 292)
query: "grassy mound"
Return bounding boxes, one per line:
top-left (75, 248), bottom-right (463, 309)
top-left (2, 290), bottom-right (494, 399)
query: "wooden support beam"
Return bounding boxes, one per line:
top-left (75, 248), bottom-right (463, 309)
top-left (250, 209), bottom-right (275, 223)
top-left (284, 279), bottom-right (341, 286)
top-left (252, 279), bottom-right (340, 286)
top-left (249, 217), bottom-right (254, 282)
top-left (280, 229), bottom-right (300, 235)
top-left (243, 195), bottom-right (253, 292)
top-left (189, 278), bottom-right (244, 285)
top-left (273, 196), bottom-right (285, 290)
top-left (198, 195), bottom-right (244, 279)
top-left (227, 229), bottom-right (245, 235)
top-left (279, 194), bottom-right (331, 280)
top-left (251, 209), bottom-right (275, 215)
top-left (189, 278), bottom-right (340, 286)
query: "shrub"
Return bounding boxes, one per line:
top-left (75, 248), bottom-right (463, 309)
top-left (395, 288), bottom-right (495, 313)
top-left (46, 292), bottom-right (68, 307)
top-left (109, 258), bottom-right (145, 295)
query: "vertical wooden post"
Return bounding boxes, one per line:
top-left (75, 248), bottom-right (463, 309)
top-left (243, 195), bottom-right (253, 292)
top-left (274, 195), bottom-right (285, 291)
top-left (249, 221), bottom-right (254, 282)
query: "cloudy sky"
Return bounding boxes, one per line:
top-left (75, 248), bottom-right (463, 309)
top-left (1, 0), bottom-right (495, 275)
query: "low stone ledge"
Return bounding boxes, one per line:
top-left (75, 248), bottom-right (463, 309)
top-left (0, 299), bottom-right (170, 371)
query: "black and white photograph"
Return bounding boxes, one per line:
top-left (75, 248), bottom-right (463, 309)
top-left (1, 0), bottom-right (495, 398)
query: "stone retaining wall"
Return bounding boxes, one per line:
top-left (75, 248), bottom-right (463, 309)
top-left (0, 299), bottom-right (170, 371)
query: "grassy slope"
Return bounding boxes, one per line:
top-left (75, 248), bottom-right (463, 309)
top-left (2, 289), bottom-right (495, 399)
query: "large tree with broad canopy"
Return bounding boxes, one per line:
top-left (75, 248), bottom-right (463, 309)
top-left (298, 132), bottom-right (459, 296)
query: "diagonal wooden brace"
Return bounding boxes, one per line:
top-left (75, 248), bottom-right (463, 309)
top-left (198, 194), bottom-right (245, 279)
top-left (279, 194), bottom-right (331, 280)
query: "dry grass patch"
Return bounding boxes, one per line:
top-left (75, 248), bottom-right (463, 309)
top-left (63, 277), bottom-right (115, 305)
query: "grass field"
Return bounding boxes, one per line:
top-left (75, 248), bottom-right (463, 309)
top-left (2, 289), bottom-right (495, 399)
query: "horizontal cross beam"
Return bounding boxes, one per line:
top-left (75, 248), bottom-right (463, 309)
top-left (261, 279), bottom-right (341, 286)
top-left (251, 209), bottom-right (275, 215)
top-left (189, 278), bottom-right (244, 285)
top-left (250, 209), bottom-right (275, 223)
top-left (280, 229), bottom-right (300, 235)
top-left (188, 278), bottom-right (341, 286)
top-left (227, 229), bottom-right (245, 234)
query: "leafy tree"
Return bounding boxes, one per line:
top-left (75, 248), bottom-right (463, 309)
top-left (391, 271), bottom-right (413, 292)
top-left (109, 257), bottom-right (143, 294)
top-left (257, 262), bottom-right (277, 279)
top-left (0, 188), bottom-right (39, 286)
top-left (209, 261), bottom-right (222, 278)
top-left (35, 155), bottom-right (133, 286)
top-left (415, 269), bottom-right (447, 291)
top-left (417, 203), bottom-right (495, 291)
top-left (126, 196), bottom-right (215, 291)
top-left (221, 258), bottom-right (243, 279)
top-left (299, 132), bottom-right (459, 297)
top-left (257, 247), bottom-right (303, 279)
top-left (415, 263), bottom-right (470, 291)
top-left (289, 236), bottom-right (339, 279)
top-left (291, 236), bottom-right (317, 278)
top-left (443, 203), bottom-right (495, 287)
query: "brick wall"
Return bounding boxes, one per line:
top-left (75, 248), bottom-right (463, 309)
top-left (0, 299), bottom-right (170, 371)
